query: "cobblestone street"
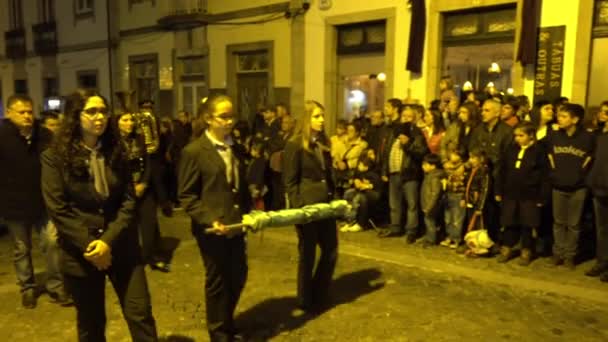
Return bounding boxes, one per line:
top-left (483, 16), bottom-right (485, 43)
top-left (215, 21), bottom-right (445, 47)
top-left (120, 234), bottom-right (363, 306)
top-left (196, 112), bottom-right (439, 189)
top-left (1, 212), bottom-right (608, 341)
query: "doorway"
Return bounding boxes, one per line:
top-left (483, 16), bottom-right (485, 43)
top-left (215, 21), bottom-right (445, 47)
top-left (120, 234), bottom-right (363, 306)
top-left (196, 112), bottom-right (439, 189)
top-left (237, 72), bottom-right (268, 125)
top-left (337, 53), bottom-right (385, 122)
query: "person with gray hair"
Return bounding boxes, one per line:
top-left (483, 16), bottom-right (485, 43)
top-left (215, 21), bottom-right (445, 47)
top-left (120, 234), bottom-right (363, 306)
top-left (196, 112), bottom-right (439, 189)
top-left (468, 99), bottom-right (514, 251)
top-left (0, 94), bottom-right (70, 308)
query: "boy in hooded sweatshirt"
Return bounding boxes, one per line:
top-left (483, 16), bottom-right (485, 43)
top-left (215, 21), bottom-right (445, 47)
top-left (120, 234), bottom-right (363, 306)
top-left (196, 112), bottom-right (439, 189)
top-left (546, 103), bottom-right (595, 269)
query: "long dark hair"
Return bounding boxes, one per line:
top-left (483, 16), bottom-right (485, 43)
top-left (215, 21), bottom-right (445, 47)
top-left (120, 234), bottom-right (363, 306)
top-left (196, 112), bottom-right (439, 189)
top-left (112, 111), bottom-right (146, 160)
top-left (51, 89), bottom-right (119, 175)
top-left (529, 100), bottom-right (553, 129)
top-left (191, 94), bottom-right (232, 139)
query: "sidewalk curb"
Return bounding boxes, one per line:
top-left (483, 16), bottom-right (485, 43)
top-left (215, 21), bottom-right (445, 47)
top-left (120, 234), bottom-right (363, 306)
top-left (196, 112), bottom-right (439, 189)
top-left (262, 232), bottom-right (608, 305)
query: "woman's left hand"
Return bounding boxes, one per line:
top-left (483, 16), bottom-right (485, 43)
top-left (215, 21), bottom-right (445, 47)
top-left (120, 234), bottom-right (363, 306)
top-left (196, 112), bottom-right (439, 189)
top-left (84, 240), bottom-right (112, 270)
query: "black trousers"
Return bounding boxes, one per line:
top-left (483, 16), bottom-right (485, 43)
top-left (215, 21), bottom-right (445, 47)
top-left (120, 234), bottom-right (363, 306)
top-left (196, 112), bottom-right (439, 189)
top-left (270, 171), bottom-right (285, 210)
top-left (193, 231), bottom-right (247, 342)
top-left (295, 219), bottom-right (338, 310)
top-left (64, 262), bottom-right (157, 342)
top-left (503, 225), bottom-right (535, 250)
top-left (137, 189), bottom-right (163, 263)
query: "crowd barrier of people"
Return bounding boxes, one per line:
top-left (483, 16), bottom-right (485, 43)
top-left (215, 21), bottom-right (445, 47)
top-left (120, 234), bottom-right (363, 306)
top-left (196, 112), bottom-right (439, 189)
top-left (1, 84), bottom-right (608, 341)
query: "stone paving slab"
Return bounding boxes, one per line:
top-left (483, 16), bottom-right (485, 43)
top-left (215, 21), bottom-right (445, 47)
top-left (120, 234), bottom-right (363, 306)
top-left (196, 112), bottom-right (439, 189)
top-left (1, 213), bottom-right (607, 341)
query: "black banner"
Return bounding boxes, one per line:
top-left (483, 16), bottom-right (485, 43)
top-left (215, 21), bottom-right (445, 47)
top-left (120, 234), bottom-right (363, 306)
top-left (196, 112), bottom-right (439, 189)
top-left (533, 25), bottom-right (566, 103)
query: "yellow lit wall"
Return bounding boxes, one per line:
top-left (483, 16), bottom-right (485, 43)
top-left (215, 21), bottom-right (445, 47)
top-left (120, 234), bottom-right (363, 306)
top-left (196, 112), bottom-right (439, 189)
top-left (117, 33), bottom-right (175, 91)
top-left (304, 0), bottom-right (420, 104)
top-left (522, 0), bottom-right (593, 104)
top-left (57, 49), bottom-right (111, 99)
top-left (207, 16), bottom-right (292, 89)
top-left (207, 0), bottom-right (284, 13)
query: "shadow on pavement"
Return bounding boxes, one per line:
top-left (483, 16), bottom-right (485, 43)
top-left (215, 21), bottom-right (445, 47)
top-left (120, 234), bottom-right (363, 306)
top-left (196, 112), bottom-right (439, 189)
top-left (236, 268), bottom-right (384, 341)
top-left (159, 236), bottom-right (181, 264)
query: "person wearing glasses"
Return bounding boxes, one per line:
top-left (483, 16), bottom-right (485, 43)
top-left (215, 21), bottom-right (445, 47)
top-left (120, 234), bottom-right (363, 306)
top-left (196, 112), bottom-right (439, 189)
top-left (41, 89), bottom-right (158, 341)
top-left (0, 94), bottom-right (70, 308)
top-left (179, 94), bottom-right (251, 342)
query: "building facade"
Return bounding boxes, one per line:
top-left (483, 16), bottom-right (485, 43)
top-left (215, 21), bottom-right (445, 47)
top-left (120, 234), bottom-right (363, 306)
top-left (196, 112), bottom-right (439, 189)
top-left (1, 0), bottom-right (606, 130)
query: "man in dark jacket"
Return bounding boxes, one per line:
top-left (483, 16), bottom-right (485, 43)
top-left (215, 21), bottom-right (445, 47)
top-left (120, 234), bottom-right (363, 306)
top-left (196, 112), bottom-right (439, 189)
top-left (468, 99), bottom-right (513, 245)
top-left (0, 94), bottom-right (69, 308)
top-left (378, 121), bottom-right (429, 241)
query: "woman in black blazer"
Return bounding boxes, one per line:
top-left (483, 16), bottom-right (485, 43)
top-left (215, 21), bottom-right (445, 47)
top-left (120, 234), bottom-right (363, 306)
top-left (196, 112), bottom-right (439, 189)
top-left (178, 94), bottom-right (251, 342)
top-left (283, 100), bottom-right (338, 314)
top-left (41, 90), bottom-right (157, 341)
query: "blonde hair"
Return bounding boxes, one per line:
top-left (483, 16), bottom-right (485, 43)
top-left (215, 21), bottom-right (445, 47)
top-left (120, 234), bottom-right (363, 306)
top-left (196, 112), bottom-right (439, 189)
top-left (294, 100), bottom-right (326, 151)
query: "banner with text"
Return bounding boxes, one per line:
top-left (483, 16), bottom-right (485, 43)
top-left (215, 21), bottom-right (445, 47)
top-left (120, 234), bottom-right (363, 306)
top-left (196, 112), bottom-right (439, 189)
top-left (533, 25), bottom-right (566, 103)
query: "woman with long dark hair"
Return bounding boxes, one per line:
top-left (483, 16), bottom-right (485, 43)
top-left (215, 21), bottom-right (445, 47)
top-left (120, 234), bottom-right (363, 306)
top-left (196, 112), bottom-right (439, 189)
top-left (41, 90), bottom-right (157, 341)
top-left (283, 100), bottom-right (338, 314)
top-left (114, 111), bottom-right (169, 272)
top-left (440, 102), bottom-right (480, 162)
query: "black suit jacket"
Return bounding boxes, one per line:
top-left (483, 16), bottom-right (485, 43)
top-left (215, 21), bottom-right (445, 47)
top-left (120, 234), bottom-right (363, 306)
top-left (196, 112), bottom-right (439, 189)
top-left (41, 149), bottom-right (137, 276)
top-left (0, 119), bottom-right (52, 221)
top-left (178, 133), bottom-right (251, 231)
top-left (283, 138), bottom-right (335, 208)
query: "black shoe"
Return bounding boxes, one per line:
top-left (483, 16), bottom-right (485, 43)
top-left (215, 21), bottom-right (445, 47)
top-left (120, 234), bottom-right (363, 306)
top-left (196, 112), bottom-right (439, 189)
top-left (150, 261), bottom-right (170, 273)
top-left (405, 234), bottom-right (416, 244)
top-left (421, 240), bottom-right (434, 248)
top-left (21, 289), bottom-right (37, 309)
top-left (49, 289), bottom-right (73, 306)
top-left (585, 263), bottom-right (608, 277)
top-left (599, 271), bottom-right (608, 283)
top-left (547, 255), bottom-right (563, 267)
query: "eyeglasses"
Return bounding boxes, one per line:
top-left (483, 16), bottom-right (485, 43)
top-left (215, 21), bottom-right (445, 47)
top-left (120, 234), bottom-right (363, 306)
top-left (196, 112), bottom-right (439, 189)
top-left (82, 107), bottom-right (109, 117)
top-left (213, 114), bottom-right (235, 122)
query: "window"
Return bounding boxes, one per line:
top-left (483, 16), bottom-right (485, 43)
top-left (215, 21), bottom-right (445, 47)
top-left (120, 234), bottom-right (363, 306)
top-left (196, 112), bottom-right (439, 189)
top-left (129, 55), bottom-right (159, 106)
top-left (14, 79), bottom-right (28, 95)
top-left (443, 5), bottom-right (516, 44)
top-left (77, 70), bottom-right (98, 90)
top-left (43, 77), bottom-right (59, 98)
top-left (181, 56), bottom-right (205, 75)
top-left (594, 0), bottom-right (608, 37)
top-left (236, 51), bottom-right (269, 73)
top-left (337, 20), bottom-right (386, 55)
top-left (8, 0), bottom-right (24, 29)
top-left (39, 0), bottom-right (55, 23)
top-left (75, 0), bottom-right (94, 16)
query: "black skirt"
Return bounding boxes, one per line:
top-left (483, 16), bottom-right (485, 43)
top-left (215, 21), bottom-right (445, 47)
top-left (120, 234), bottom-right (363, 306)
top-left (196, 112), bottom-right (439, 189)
top-left (500, 199), bottom-right (541, 228)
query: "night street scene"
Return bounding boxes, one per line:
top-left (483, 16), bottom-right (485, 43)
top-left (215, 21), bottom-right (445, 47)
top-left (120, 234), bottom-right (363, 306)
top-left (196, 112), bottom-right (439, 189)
top-left (1, 0), bottom-right (608, 341)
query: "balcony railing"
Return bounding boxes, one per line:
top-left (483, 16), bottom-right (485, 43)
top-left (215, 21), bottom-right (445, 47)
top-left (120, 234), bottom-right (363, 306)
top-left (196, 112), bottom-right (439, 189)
top-left (33, 22), bottom-right (58, 56)
top-left (157, 0), bottom-right (208, 30)
top-left (5, 29), bottom-right (26, 59)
